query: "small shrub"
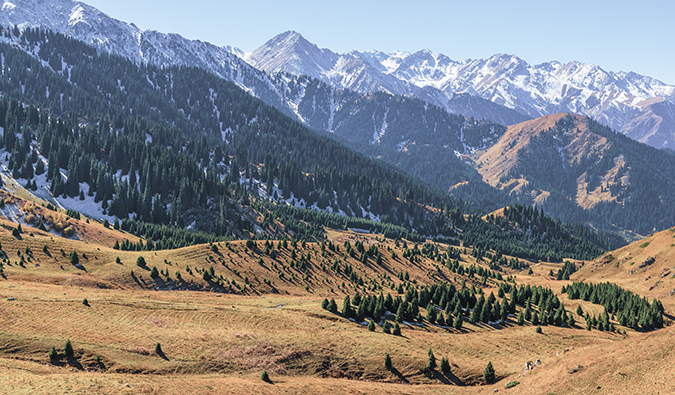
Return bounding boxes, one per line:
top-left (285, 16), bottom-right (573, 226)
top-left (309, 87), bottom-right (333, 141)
top-left (505, 380), bottom-right (520, 389)
top-left (536, 325), bottom-right (542, 334)
top-left (261, 370), bottom-right (271, 383)
top-left (82, 298), bottom-right (89, 306)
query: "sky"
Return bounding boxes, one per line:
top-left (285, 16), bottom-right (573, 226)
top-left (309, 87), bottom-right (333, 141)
top-left (84, 0), bottom-right (675, 84)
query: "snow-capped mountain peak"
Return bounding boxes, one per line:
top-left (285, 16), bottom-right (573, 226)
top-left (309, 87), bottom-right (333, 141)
top-left (247, 33), bottom-right (675, 148)
top-left (245, 30), bottom-right (339, 78)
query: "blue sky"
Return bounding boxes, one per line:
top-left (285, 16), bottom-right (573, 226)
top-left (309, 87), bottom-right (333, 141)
top-left (85, 0), bottom-right (674, 84)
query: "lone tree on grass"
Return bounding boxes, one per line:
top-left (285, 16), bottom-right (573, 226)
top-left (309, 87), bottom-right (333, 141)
top-left (261, 370), bottom-right (271, 383)
top-left (69, 251), bottom-right (79, 265)
top-left (426, 348), bottom-right (436, 371)
top-left (384, 353), bottom-right (392, 370)
top-left (64, 340), bottom-right (74, 359)
top-left (136, 256), bottom-right (146, 267)
top-left (483, 361), bottom-right (495, 383)
top-left (440, 356), bottom-right (451, 374)
top-left (155, 342), bottom-right (163, 355)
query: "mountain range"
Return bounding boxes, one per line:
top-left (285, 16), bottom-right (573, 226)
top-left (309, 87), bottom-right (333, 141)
top-left (2, 0), bottom-right (675, 241)
top-left (3, 0), bottom-right (674, 151)
top-left (247, 31), bottom-right (675, 149)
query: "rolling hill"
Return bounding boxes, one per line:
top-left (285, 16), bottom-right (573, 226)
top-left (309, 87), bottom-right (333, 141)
top-left (0, 189), bottom-right (672, 394)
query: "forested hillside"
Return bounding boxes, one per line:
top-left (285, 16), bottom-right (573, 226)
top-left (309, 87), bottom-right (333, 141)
top-left (0, 26), bottom-right (611, 262)
top-left (476, 114), bottom-right (675, 236)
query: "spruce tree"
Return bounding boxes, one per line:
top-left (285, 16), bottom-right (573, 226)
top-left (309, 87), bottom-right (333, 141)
top-left (64, 339), bottom-right (74, 359)
top-left (426, 303), bottom-right (437, 324)
top-left (483, 361), bottom-right (495, 383)
top-left (328, 298), bottom-right (337, 313)
top-left (384, 353), bottom-right (392, 370)
top-left (48, 346), bottom-right (59, 361)
top-left (392, 322), bottom-right (401, 336)
top-left (440, 356), bottom-right (451, 375)
top-left (368, 320), bottom-right (376, 332)
top-left (426, 348), bottom-right (436, 370)
top-left (453, 314), bottom-right (463, 330)
top-left (342, 295), bottom-right (352, 318)
top-left (437, 312), bottom-right (445, 326)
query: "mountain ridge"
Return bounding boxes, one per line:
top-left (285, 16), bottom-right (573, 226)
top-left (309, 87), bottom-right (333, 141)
top-left (247, 31), bottom-right (675, 149)
top-left (473, 113), bottom-right (675, 235)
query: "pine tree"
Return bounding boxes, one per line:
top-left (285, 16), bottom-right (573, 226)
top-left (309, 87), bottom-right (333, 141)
top-left (426, 348), bottom-right (437, 370)
top-left (483, 361), bottom-right (495, 383)
top-left (384, 353), bottom-right (392, 370)
top-left (48, 346), bottom-right (59, 361)
top-left (440, 356), bottom-right (451, 374)
top-left (64, 339), bottom-right (74, 359)
top-left (426, 303), bottom-right (437, 324)
top-left (383, 320), bottom-right (391, 334)
top-left (328, 298), bottom-right (337, 313)
top-left (453, 314), bottom-right (463, 330)
top-left (392, 322), bottom-right (401, 336)
top-left (368, 320), bottom-right (376, 331)
top-left (69, 251), bottom-right (79, 265)
top-left (342, 295), bottom-right (352, 318)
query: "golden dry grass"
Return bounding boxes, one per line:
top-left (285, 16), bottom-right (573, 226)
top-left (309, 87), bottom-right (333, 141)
top-left (0, 193), bottom-right (674, 393)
